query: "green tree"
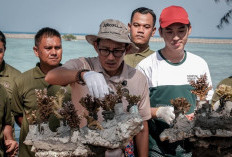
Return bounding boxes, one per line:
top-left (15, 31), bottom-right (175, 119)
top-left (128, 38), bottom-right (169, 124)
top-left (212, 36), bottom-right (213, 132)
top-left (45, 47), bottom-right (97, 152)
top-left (62, 34), bottom-right (77, 41)
top-left (215, 0), bottom-right (232, 29)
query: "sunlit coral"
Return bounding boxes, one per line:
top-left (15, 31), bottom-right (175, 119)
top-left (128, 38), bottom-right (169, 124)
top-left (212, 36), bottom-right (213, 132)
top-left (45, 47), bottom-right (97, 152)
top-left (170, 97), bottom-right (191, 117)
top-left (189, 73), bottom-right (212, 101)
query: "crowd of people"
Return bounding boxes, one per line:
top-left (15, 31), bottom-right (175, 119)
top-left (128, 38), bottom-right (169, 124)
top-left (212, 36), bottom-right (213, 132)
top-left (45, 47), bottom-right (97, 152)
top-left (0, 5), bottom-right (229, 157)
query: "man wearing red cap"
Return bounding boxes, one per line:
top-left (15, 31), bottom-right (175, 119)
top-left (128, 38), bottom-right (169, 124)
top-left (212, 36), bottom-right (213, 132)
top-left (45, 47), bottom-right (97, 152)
top-left (136, 6), bottom-right (213, 156)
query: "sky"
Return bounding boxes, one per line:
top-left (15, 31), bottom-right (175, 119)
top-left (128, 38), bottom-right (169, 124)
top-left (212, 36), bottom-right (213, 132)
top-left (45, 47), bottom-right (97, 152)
top-left (0, 0), bottom-right (232, 38)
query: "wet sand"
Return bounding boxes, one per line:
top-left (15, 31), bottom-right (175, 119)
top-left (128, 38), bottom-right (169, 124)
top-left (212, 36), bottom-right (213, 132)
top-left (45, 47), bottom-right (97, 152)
top-left (5, 33), bottom-right (232, 44)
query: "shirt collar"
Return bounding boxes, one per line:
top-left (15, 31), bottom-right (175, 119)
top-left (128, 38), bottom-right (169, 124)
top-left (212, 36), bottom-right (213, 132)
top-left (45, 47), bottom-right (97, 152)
top-left (135, 46), bottom-right (151, 57)
top-left (33, 63), bottom-right (46, 79)
top-left (33, 63), bottom-right (62, 79)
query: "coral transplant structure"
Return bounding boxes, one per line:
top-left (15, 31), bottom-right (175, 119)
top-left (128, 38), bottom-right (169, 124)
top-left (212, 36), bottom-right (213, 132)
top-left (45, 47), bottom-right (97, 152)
top-left (160, 75), bottom-right (232, 156)
top-left (79, 82), bottom-right (141, 128)
top-left (24, 83), bottom-right (143, 156)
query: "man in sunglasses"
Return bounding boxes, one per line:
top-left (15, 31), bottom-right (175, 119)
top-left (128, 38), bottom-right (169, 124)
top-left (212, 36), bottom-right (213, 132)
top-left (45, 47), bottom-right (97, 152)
top-left (45, 19), bottom-right (151, 156)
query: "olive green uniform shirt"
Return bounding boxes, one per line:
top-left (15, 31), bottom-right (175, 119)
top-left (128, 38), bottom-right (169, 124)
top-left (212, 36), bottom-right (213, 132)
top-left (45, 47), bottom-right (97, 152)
top-left (0, 60), bottom-right (21, 103)
top-left (0, 60), bottom-right (21, 139)
top-left (212, 76), bottom-right (232, 105)
top-left (124, 47), bottom-right (154, 68)
top-left (0, 85), bottom-right (11, 157)
top-left (11, 63), bottom-right (71, 157)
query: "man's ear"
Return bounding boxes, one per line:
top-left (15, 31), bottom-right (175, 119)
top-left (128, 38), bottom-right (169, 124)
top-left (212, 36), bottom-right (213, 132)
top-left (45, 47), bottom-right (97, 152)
top-left (128, 23), bottom-right (131, 31)
top-left (151, 27), bottom-right (156, 37)
top-left (158, 28), bottom-right (163, 38)
top-left (33, 46), bottom-right (39, 57)
top-left (188, 25), bottom-right (192, 35)
top-left (125, 44), bottom-right (131, 54)
top-left (93, 42), bottom-right (99, 53)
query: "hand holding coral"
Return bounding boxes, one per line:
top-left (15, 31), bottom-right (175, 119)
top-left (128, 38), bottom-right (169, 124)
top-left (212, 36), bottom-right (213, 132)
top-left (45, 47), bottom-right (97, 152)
top-left (156, 106), bottom-right (175, 125)
top-left (185, 113), bottom-right (194, 120)
top-left (83, 71), bottom-right (109, 98)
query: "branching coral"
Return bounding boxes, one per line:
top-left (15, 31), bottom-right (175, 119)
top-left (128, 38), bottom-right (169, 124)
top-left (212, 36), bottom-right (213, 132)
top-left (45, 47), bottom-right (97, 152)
top-left (189, 73), bottom-right (212, 101)
top-left (59, 101), bottom-right (80, 129)
top-left (84, 113), bottom-right (103, 130)
top-left (100, 94), bottom-right (118, 111)
top-left (170, 97), bottom-right (191, 117)
top-left (32, 88), bottom-right (81, 131)
top-left (25, 109), bottom-right (37, 125)
top-left (79, 94), bottom-right (101, 120)
top-left (125, 94), bottom-right (141, 112)
top-left (52, 87), bottom-right (66, 119)
top-left (35, 88), bottom-right (56, 123)
top-left (215, 84), bottom-right (232, 101)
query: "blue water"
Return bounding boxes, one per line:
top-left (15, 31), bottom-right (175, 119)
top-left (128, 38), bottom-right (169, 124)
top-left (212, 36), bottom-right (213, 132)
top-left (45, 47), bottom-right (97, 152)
top-left (5, 38), bottom-right (232, 142)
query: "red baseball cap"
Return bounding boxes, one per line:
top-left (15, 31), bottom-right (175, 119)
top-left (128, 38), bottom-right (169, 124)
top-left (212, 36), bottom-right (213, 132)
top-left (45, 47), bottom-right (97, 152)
top-left (159, 6), bottom-right (190, 28)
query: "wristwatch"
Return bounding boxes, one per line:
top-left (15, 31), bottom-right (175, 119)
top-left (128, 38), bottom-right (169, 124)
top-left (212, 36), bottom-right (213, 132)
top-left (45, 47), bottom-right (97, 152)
top-left (76, 69), bottom-right (90, 85)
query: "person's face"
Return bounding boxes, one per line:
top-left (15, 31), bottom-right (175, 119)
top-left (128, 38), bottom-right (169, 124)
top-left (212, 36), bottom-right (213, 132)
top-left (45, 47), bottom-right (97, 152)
top-left (128, 12), bottom-right (156, 47)
top-left (0, 41), bottom-right (5, 65)
top-left (33, 36), bottom-right (62, 67)
top-left (159, 23), bottom-right (191, 51)
top-left (94, 39), bottom-right (126, 76)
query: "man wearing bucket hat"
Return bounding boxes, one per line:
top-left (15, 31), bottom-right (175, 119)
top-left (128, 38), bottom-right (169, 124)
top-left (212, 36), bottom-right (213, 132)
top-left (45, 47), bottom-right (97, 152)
top-left (136, 6), bottom-right (213, 156)
top-left (45, 19), bottom-right (151, 156)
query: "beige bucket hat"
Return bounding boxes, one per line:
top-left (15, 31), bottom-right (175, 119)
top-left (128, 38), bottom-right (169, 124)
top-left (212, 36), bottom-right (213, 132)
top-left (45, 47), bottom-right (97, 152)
top-left (86, 19), bottom-right (139, 54)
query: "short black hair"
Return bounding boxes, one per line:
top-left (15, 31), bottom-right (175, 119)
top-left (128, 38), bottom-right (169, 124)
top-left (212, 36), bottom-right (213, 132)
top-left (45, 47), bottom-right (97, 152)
top-left (130, 7), bottom-right (156, 27)
top-left (34, 27), bottom-right (61, 47)
top-left (0, 31), bottom-right (6, 50)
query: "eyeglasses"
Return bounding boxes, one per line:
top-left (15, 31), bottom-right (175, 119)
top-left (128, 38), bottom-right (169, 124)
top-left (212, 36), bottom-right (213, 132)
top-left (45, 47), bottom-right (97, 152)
top-left (98, 48), bottom-right (125, 58)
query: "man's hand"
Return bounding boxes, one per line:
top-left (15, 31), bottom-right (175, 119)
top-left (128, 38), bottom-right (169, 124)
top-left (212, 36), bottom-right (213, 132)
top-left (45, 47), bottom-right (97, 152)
top-left (83, 71), bottom-right (109, 98)
top-left (5, 139), bottom-right (18, 157)
top-left (156, 106), bottom-right (175, 125)
top-left (105, 148), bottom-right (124, 157)
top-left (185, 113), bottom-right (194, 120)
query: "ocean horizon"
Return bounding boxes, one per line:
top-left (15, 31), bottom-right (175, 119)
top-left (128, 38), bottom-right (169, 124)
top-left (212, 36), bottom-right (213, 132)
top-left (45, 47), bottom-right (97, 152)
top-left (3, 31), bottom-right (232, 40)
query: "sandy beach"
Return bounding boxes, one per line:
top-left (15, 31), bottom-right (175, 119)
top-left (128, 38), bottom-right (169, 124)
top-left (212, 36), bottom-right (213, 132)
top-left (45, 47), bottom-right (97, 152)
top-left (5, 33), bottom-right (232, 44)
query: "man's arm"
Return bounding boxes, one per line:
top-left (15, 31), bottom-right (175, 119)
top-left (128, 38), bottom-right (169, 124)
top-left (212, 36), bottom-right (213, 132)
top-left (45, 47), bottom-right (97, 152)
top-left (46, 66), bottom-right (110, 98)
top-left (11, 81), bottom-right (24, 128)
top-left (15, 115), bottom-right (23, 127)
top-left (151, 107), bottom-right (158, 118)
top-left (45, 67), bottom-right (78, 86)
top-left (135, 120), bottom-right (149, 157)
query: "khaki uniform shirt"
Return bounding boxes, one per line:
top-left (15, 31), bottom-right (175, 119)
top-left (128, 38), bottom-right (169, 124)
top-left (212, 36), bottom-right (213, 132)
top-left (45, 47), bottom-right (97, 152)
top-left (63, 57), bottom-right (151, 128)
top-left (11, 63), bottom-right (71, 157)
top-left (124, 47), bottom-right (154, 68)
top-left (0, 85), bottom-right (11, 157)
top-left (0, 60), bottom-right (21, 138)
top-left (212, 76), bottom-right (232, 105)
top-left (0, 60), bottom-right (21, 103)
